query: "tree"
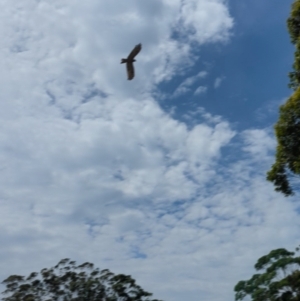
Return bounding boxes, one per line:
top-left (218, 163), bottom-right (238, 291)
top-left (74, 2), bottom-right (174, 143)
top-left (1, 258), bottom-right (163, 301)
top-left (287, 0), bottom-right (300, 90)
top-left (267, 0), bottom-right (300, 196)
top-left (234, 247), bottom-right (300, 301)
top-left (266, 87), bottom-right (300, 196)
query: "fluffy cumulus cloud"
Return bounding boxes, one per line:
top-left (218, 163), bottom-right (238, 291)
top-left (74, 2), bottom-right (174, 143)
top-left (0, 1), bottom-right (299, 301)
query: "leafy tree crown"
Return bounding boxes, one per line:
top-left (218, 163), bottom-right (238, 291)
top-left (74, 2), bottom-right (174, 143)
top-left (234, 247), bottom-right (300, 301)
top-left (1, 258), bottom-right (163, 301)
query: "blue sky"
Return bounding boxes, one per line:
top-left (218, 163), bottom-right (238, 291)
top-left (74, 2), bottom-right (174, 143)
top-left (0, 1), bottom-right (299, 301)
top-left (160, 0), bottom-right (294, 130)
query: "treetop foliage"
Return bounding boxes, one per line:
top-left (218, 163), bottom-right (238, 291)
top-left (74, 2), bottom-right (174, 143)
top-left (287, 0), bottom-right (300, 45)
top-left (288, 0), bottom-right (300, 90)
top-left (1, 258), bottom-right (163, 301)
top-left (267, 0), bottom-right (300, 196)
top-left (267, 86), bottom-right (300, 196)
top-left (234, 247), bottom-right (300, 301)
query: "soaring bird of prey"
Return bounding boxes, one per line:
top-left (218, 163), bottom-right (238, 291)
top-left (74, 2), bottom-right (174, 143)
top-left (121, 43), bottom-right (142, 80)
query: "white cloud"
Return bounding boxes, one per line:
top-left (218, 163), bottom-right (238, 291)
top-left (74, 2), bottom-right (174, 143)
top-left (242, 128), bottom-right (276, 160)
top-left (194, 85), bottom-right (207, 95)
top-left (177, 0), bottom-right (233, 44)
top-left (1, 2), bottom-right (299, 301)
top-left (214, 76), bottom-right (224, 88)
top-left (173, 71), bottom-right (208, 97)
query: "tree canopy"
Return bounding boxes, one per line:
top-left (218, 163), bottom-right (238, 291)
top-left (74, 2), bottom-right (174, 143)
top-left (266, 86), bottom-right (300, 196)
top-left (1, 258), bottom-right (163, 301)
top-left (287, 0), bottom-right (300, 89)
top-left (267, 0), bottom-right (300, 196)
top-left (234, 247), bottom-right (300, 301)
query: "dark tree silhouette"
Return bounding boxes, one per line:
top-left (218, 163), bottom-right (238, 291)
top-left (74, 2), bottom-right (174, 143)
top-left (1, 258), bottom-right (163, 301)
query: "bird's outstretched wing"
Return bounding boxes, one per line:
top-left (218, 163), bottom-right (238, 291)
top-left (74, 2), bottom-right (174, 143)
top-left (126, 61), bottom-right (135, 80)
top-left (127, 44), bottom-right (142, 60)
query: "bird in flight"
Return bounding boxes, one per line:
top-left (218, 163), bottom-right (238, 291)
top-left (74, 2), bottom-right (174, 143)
top-left (121, 43), bottom-right (142, 80)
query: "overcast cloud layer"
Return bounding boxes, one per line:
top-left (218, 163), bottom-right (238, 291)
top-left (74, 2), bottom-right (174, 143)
top-left (0, 1), bottom-right (299, 301)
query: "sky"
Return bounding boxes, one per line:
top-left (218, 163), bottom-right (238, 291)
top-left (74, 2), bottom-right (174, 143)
top-left (0, 0), bottom-right (299, 301)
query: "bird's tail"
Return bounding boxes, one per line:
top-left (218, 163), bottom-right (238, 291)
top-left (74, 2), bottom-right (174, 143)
top-left (121, 58), bottom-right (127, 64)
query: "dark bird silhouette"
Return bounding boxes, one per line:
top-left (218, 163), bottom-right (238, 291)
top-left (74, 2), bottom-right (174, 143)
top-left (121, 43), bottom-right (142, 80)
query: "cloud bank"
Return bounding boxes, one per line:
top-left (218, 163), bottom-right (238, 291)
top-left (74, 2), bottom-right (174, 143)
top-left (0, 1), bottom-right (298, 301)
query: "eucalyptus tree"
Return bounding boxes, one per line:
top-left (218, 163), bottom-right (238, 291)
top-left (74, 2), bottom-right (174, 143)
top-left (235, 247), bottom-right (300, 301)
top-left (1, 258), bottom-right (163, 301)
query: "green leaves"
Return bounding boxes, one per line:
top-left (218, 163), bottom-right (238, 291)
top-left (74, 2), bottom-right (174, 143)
top-left (1, 259), bottom-right (163, 301)
top-left (267, 86), bottom-right (300, 196)
top-left (267, 0), bottom-right (300, 195)
top-left (287, 0), bottom-right (300, 45)
top-left (254, 249), bottom-right (295, 270)
top-left (287, 0), bottom-right (300, 90)
top-left (234, 247), bottom-right (300, 301)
